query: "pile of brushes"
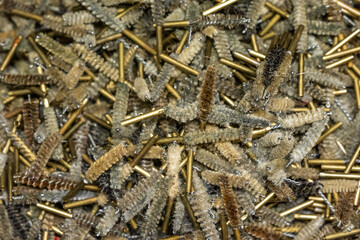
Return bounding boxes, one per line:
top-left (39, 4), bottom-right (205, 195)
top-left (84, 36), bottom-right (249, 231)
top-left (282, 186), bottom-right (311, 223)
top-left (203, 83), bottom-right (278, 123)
top-left (1, 0), bottom-right (360, 239)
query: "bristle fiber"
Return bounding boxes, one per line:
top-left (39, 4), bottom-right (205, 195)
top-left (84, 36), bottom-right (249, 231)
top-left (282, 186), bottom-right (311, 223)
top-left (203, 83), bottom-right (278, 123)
top-left (219, 173), bottom-right (240, 228)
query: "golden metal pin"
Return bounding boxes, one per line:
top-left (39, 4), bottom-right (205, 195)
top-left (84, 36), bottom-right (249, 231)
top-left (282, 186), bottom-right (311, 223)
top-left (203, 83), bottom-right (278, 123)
top-left (119, 43), bottom-right (125, 82)
top-left (63, 196), bottom-right (99, 209)
top-left (280, 200), bottom-right (315, 216)
top-left (160, 53), bottom-right (198, 76)
top-left (316, 122), bottom-right (342, 145)
top-left (241, 192), bottom-right (275, 220)
top-left (344, 144), bottom-right (360, 173)
top-left (321, 164), bottom-right (360, 172)
top-left (36, 203), bottom-right (72, 218)
top-left (175, 30), bottom-right (189, 54)
top-left (180, 193), bottom-right (200, 230)
top-left (186, 150), bottom-right (194, 193)
top-left (326, 29), bottom-right (360, 55)
top-left (96, 33), bottom-right (123, 45)
top-left (220, 58), bottom-right (256, 76)
top-left (325, 55), bottom-right (354, 69)
top-left (260, 13), bottom-right (281, 37)
top-left (84, 112), bottom-right (111, 130)
top-left (130, 135), bottom-right (159, 168)
top-left (123, 29), bottom-right (156, 55)
top-left (161, 198), bottom-right (174, 233)
top-left (325, 228), bottom-right (360, 240)
top-left (233, 51), bottom-right (260, 67)
top-left (261, 31), bottom-right (276, 40)
top-left (248, 49), bottom-right (266, 60)
top-left (308, 159), bottom-right (346, 165)
top-left (265, 1), bottom-right (290, 18)
top-left (354, 180), bottom-right (360, 206)
top-left (320, 172), bottom-right (360, 179)
top-left (121, 108), bottom-right (165, 126)
top-left (334, 0), bottom-right (360, 17)
top-left (323, 46), bottom-right (360, 61)
top-left (298, 53), bottom-right (304, 97)
top-left (202, 0), bottom-right (239, 16)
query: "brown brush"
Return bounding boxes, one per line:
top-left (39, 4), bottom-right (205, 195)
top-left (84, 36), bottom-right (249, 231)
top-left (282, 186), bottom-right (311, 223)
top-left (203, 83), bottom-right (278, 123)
top-left (14, 173), bottom-right (79, 190)
top-left (22, 99), bottom-right (40, 150)
top-left (199, 65), bottom-right (216, 130)
top-left (266, 181), bottom-right (296, 201)
top-left (219, 173), bottom-right (241, 228)
top-left (25, 132), bottom-right (63, 181)
top-left (335, 192), bottom-right (356, 230)
top-left (85, 143), bottom-right (128, 182)
top-left (1, 74), bottom-right (52, 85)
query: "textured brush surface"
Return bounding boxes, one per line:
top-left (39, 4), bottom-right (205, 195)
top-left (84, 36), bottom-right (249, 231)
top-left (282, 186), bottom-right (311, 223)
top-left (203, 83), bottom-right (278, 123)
top-left (1, 74), bottom-right (52, 85)
top-left (219, 173), bottom-right (240, 228)
top-left (85, 143), bottom-right (127, 182)
top-left (199, 65), bottom-right (216, 125)
top-left (189, 172), bottom-right (219, 240)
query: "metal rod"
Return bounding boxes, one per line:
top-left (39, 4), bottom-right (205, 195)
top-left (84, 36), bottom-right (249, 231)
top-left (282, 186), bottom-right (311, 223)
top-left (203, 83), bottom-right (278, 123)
top-left (186, 150), bottom-right (194, 193)
top-left (325, 28), bottom-right (360, 55)
top-left (280, 200), bottom-right (315, 216)
top-left (202, 0), bottom-right (239, 16)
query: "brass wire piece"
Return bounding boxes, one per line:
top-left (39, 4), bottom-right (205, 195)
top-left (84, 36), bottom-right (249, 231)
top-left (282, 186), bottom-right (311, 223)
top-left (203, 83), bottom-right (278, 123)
top-left (219, 58), bottom-right (256, 75)
top-left (186, 150), bottom-right (194, 193)
top-left (334, 0), bottom-right (360, 18)
top-left (159, 53), bottom-right (199, 76)
top-left (118, 42), bottom-right (125, 82)
top-left (354, 180), bottom-right (360, 206)
top-left (325, 29), bottom-right (360, 55)
top-left (321, 164), bottom-right (360, 172)
top-left (259, 13), bottom-right (281, 37)
top-left (0, 35), bottom-right (23, 71)
top-left (36, 203), bottom-right (72, 218)
top-left (130, 135), bottom-right (159, 167)
top-left (344, 144), bottom-right (360, 173)
top-left (10, 9), bottom-right (43, 21)
top-left (323, 46), bottom-right (360, 61)
top-left (347, 68), bottom-right (360, 108)
top-left (123, 29), bottom-right (156, 55)
top-left (320, 172), bottom-right (360, 179)
top-left (156, 25), bottom-right (163, 63)
top-left (298, 53), bottom-right (304, 97)
top-left (161, 198), bottom-right (174, 233)
top-left (325, 55), bottom-right (354, 69)
top-left (265, 1), bottom-right (290, 18)
top-left (315, 122), bottom-right (342, 145)
top-left (162, 21), bottom-right (190, 28)
top-left (280, 200), bottom-right (315, 216)
top-left (202, 0), bottom-right (239, 16)
top-left (250, 34), bottom-right (261, 62)
top-left (233, 51), bottom-right (260, 67)
top-left (325, 228), bottom-right (360, 240)
top-left (248, 49), bottom-right (266, 60)
top-left (180, 193), bottom-right (200, 230)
